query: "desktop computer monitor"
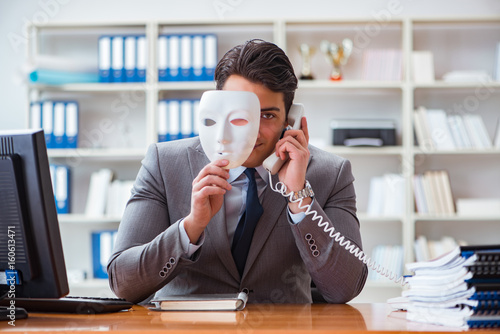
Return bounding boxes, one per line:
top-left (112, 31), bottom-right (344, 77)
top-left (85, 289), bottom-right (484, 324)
top-left (0, 130), bottom-right (132, 318)
top-left (0, 129), bottom-right (69, 302)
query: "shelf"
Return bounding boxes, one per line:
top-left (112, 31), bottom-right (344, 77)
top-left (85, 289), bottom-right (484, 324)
top-left (413, 148), bottom-right (500, 156)
top-left (413, 81), bottom-right (500, 89)
top-left (157, 81), bottom-right (216, 91)
top-left (59, 214), bottom-right (122, 224)
top-left (358, 214), bottom-right (403, 222)
top-left (414, 214), bottom-right (500, 222)
top-left (30, 83), bottom-right (148, 92)
top-left (48, 148), bottom-right (146, 160)
top-left (298, 80), bottom-right (404, 90)
top-left (364, 281), bottom-right (404, 289)
top-left (322, 146), bottom-right (404, 156)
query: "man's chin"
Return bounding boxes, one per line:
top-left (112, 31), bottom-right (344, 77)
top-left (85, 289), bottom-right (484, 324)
top-left (242, 151), bottom-right (275, 168)
top-left (242, 154), bottom-right (265, 168)
top-left (242, 160), bottom-right (261, 168)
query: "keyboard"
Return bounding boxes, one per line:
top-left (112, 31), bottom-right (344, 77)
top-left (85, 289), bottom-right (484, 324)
top-left (0, 296), bottom-right (133, 314)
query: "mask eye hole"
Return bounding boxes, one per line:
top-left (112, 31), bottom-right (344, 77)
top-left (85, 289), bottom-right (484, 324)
top-left (230, 119), bottom-right (248, 126)
top-left (203, 118), bottom-right (216, 126)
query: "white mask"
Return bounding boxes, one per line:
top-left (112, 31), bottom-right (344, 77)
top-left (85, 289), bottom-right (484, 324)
top-left (198, 90), bottom-right (260, 169)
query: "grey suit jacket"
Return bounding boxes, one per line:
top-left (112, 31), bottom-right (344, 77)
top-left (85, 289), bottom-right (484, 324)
top-left (108, 137), bottom-right (367, 304)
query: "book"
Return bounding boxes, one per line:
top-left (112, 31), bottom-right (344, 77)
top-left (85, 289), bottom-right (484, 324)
top-left (152, 292), bottom-right (248, 311)
top-left (366, 174), bottom-right (405, 217)
top-left (414, 106), bottom-right (435, 150)
top-left (411, 51), bottom-right (435, 83)
top-left (494, 119), bottom-right (500, 149)
top-left (158, 311), bottom-right (246, 324)
top-left (426, 109), bottom-right (455, 150)
top-left (85, 168), bottom-right (114, 217)
top-left (414, 170), bottom-right (455, 215)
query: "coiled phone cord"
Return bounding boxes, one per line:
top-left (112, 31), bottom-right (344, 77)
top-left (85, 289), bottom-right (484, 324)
top-left (268, 171), bottom-right (408, 287)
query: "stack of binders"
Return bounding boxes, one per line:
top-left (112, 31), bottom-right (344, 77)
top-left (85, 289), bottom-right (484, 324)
top-left (402, 245), bottom-right (500, 329)
top-left (30, 100), bottom-right (79, 149)
top-left (157, 34), bottom-right (217, 82)
top-left (158, 99), bottom-right (200, 142)
top-left (98, 35), bottom-right (147, 83)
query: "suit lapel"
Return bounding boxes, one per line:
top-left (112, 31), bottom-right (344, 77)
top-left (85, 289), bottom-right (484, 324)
top-left (187, 142), bottom-right (241, 281)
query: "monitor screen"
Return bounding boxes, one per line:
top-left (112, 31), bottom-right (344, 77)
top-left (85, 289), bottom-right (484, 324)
top-left (0, 129), bottom-right (69, 300)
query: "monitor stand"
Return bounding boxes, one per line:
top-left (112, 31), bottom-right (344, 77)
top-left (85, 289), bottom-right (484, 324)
top-left (0, 305), bottom-right (28, 321)
top-left (0, 289), bottom-right (28, 321)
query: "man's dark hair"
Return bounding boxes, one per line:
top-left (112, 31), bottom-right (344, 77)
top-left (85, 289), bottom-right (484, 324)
top-left (215, 39), bottom-right (298, 114)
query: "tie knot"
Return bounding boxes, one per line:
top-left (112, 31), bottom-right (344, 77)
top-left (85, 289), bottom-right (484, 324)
top-left (244, 168), bottom-right (257, 181)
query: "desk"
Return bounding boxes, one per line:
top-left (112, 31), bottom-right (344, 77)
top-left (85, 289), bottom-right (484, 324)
top-left (1, 303), bottom-right (499, 333)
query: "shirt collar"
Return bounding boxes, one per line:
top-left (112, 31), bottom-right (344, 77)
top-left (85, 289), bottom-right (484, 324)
top-left (228, 165), bottom-right (269, 185)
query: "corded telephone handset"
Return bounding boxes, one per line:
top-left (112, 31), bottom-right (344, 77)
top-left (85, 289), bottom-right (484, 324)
top-left (263, 103), bottom-right (406, 286)
top-left (263, 103), bottom-right (304, 175)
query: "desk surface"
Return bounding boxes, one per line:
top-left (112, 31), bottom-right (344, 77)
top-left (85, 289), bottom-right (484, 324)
top-left (1, 303), bottom-right (499, 333)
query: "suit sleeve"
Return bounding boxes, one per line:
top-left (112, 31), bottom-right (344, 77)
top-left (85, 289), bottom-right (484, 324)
top-left (107, 144), bottom-right (199, 303)
top-left (289, 158), bottom-right (368, 303)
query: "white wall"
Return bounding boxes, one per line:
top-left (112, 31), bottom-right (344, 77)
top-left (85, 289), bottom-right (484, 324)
top-left (1, 0), bottom-right (499, 130)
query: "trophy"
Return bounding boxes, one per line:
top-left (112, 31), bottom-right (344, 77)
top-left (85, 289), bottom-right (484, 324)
top-left (320, 38), bottom-right (353, 81)
top-left (298, 43), bottom-right (316, 80)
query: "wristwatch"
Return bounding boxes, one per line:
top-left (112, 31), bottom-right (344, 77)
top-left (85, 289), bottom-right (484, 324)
top-left (289, 180), bottom-right (315, 202)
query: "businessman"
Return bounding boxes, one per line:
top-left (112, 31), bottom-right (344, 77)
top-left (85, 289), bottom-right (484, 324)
top-left (108, 39), bottom-right (368, 304)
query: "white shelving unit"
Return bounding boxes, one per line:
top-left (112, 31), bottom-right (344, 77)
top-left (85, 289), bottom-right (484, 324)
top-left (26, 17), bottom-right (500, 301)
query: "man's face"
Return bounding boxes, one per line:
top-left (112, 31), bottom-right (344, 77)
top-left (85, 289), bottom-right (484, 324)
top-left (198, 90), bottom-right (260, 169)
top-left (222, 75), bottom-right (287, 168)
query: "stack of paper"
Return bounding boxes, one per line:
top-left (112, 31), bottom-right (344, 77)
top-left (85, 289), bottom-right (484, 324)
top-left (413, 235), bottom-right (463, 262)
top-left (401, 245), bottom-right (500, 329)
